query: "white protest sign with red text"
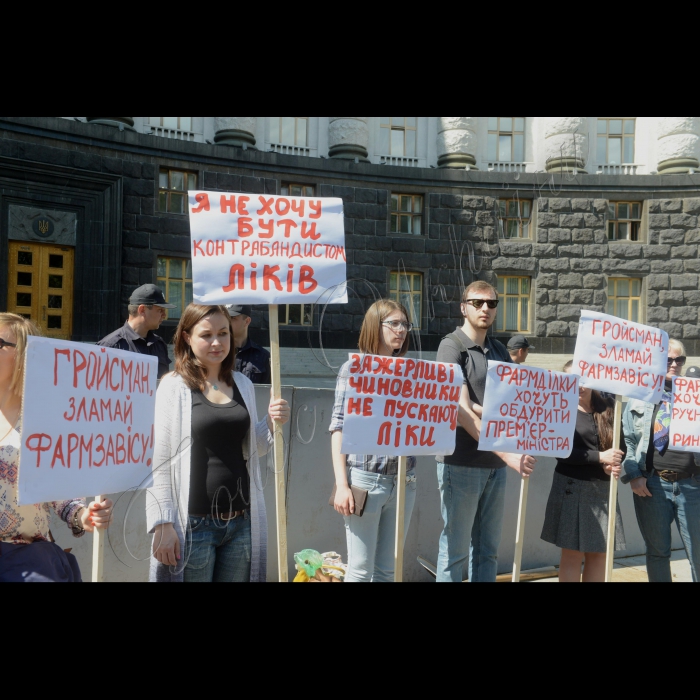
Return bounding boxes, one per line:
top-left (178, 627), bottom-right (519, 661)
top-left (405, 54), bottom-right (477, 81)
top-left (572, 311), bottom-right (669, 403)
top-left (187, 191), bottom-right (347, 305)
top-left (341, 355), bottom-right (463, 457)
top-left (479, 362), bottom-right (579, 458)
top-left (669, 377), bottom-right (700, 453)
top-left (18, 337), bottom-right (157, 505)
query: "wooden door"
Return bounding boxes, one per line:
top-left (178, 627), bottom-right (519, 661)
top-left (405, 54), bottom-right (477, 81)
top-left (8, 242), bottom-right (74, 340)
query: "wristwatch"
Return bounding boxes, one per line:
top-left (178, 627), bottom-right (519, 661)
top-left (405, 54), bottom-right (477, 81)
top-left (71, 507), bottom-right (86, 535)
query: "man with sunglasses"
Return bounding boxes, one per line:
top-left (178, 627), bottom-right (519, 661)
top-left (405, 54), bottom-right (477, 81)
top-left (622, 340), bottom-right (700, 582)
top-left (435, 281), bottom-right (537, 583)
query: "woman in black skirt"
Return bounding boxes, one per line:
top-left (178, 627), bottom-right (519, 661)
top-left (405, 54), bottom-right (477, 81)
top-left (541, 361), bottom-right (626, 583)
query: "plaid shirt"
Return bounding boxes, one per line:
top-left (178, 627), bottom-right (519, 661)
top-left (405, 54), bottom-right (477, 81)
top-left (329, 361), bottom-right (417, 476)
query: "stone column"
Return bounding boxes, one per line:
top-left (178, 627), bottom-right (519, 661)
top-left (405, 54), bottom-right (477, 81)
top-left (328, 117), bottom-right (369, 161)
top-left (657, 117), bottom-right (700, 174)
top-left (437, 117), bottom-right (478, 169)
top-left (544, 117), bottom-right (589, 173)
top-left (214, 117), bottom-right (257, 148)
top-left (86, 117), bottom-right (134, 129)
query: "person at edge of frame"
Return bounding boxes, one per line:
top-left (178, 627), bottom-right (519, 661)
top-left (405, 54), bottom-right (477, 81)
top-left (623, 339), bottom-right (700, 583)
top-left (507, 335), bottom-right (534, 365)
top-left (329, 299), bottom-right (418, 583)
top-left (227, 305), bottom-right (272, 385)
top-left (97, 284), bottom-right (175, 380)
top-left (540, 361), bottom-right (626, 583)
top-left (435, 280), bottom-right (537, 584)
top-left (0, 314), bottom-right (113, 583)
top-left (147, 304), bottom-right (290, 583)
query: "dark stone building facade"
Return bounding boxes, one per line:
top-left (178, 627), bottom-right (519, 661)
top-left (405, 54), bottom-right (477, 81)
top-left (2, 116), bottom-right (700, 354)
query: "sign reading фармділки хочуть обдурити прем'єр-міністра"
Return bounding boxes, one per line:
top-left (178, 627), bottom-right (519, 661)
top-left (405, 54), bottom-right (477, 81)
top-left (479, 362), bottom-right (579, 458)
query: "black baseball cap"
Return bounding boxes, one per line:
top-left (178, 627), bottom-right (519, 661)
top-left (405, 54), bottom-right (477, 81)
top-left (129, 284), bottom-right (176, 309)
top-left (686, 366), bottom-right (700, 379)
top-left (227, 305), bottom-right (253, 318)
top-left (508, 335), bottom-right (535, 351)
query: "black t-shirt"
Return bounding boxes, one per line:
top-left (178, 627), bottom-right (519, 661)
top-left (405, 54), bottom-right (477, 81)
top-left (189, 382), bottom-right (252, 515)
top-left (436, 328), bottom-right (511, 469)
top-left (556, 409), bottom-right (622, 483)
top-left (649, 404), bottom-right (698, 475)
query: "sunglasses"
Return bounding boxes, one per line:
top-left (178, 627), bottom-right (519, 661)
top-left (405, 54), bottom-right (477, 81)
top-left (668, 357), bottom-right (687, 367)
top-left (0, 338), bottom-right (17, 350)
top-left (464, 299), bottom-right (500, 310)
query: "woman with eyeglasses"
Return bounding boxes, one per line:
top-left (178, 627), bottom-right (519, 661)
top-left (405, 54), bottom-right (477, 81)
top-left (0, 314), bottom-right (113, 582)
top-left (329, 300), bottom-right (417, 582)
top-left (623, 339), bottom-right (700, 582)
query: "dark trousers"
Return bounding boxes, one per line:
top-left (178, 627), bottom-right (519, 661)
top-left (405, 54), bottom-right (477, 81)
top-left (0, 541), bottom-right (83, 583)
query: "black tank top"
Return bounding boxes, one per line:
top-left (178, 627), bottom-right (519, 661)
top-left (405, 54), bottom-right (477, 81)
top-left (189, 382), bottom-right (251, 514)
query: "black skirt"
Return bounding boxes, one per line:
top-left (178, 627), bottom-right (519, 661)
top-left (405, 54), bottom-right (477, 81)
top-left (541, 471), bottom-right (626, 554)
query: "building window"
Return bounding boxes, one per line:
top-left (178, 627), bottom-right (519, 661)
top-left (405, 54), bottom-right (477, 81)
top-left (157, 258), bottom-right (192, 321)
top-left (488, 117), bottom-right (526, 162)
top-left (280, 305), bottom-right (313, 327)
top-left (270, 117), bottom-right (308, 147)
top-left (150, 117), bottom-right (193, 132)
top-left (496, 276), bottom-right (531, 333)
top-left (608, 202), bottom-right (642, 241)
top-left (608, 278), bottom-right (642, 322)
top-left (390, 271), bottom-right (422, 330)
top-left (597, 118), bottom-right (636, 164)
top-left (159, 168), bottom-right (197, 215)
top-left (281, 183), bottom-right (315, 197)
top-left (391, 194), bottom-right (423, 235)
top-left (379, 117), bottom-right (417, 157)
top-left (498, 199), bottom-right (532, 238)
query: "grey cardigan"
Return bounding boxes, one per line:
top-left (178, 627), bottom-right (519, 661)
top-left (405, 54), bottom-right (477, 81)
top-left (146, 372), bottom-right (272, 583)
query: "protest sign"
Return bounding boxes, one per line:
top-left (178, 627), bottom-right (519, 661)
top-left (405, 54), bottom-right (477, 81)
top-left (572, 310), bottom-right (668, 403)
top-left (18, 337), bottom-right (157, 506)
top-left (340, 354), bottom-right (463, 458)
top-left (669, 377), bottom-right (700, 453)
top-left (188, 191), bottom-right (348, 306)
top-left (572, 310), bottom-right (668, 582)
top-left (479, 362), bottom-right (578, 459)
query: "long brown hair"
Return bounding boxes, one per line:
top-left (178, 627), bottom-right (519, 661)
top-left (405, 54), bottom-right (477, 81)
top-left (0, 313), bottom-right (41, 397)
top-left (359, 300), bottom-right (411, 356)
top-left (173, 304), bottom-right (235, 391)
top-left (564, 360), bottom-right (614, 451)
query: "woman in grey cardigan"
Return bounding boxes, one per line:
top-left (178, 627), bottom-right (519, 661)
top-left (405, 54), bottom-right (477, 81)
top-left (147, 304), bottom-right (289, 583)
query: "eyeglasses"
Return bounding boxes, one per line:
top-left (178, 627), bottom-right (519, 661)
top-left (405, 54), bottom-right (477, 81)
top-left (668, 357), bottom-right (687, 367)
top-left (0, 338), bottom-right (17, 350)
top-left (382, 321), bottom-right (414, 333)
top-left (464, 299), bottom-right (500, 310)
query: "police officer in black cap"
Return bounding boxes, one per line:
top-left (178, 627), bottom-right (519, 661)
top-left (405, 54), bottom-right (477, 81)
top-left (228, 305), bottom-right (272, 385)
top-left (507, 335), bottom-right (535, 365)
top-left (98, 284), bottom-right (175, 379)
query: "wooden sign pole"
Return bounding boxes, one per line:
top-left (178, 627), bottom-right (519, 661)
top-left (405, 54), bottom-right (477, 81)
top-left (92, 495), bottom-right (105, 583)
top-left (605, 396), bottom-right (624, 583)
top-left (512, 476), bottom-right (530, 583)
top-left (394, 456), bottom-right (409, 583)
top-left (269, 305), bottom-right (289, 583)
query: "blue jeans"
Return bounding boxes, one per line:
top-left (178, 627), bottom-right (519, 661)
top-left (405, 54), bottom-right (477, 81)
top-left (437, 464), bottom-right (507, 583)
top-left (183, 514), bottom-right (252, 583)
top-left (633, 473), bottom-right (700, 583)
top-left (344, 468), bottom-right (417, 583)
